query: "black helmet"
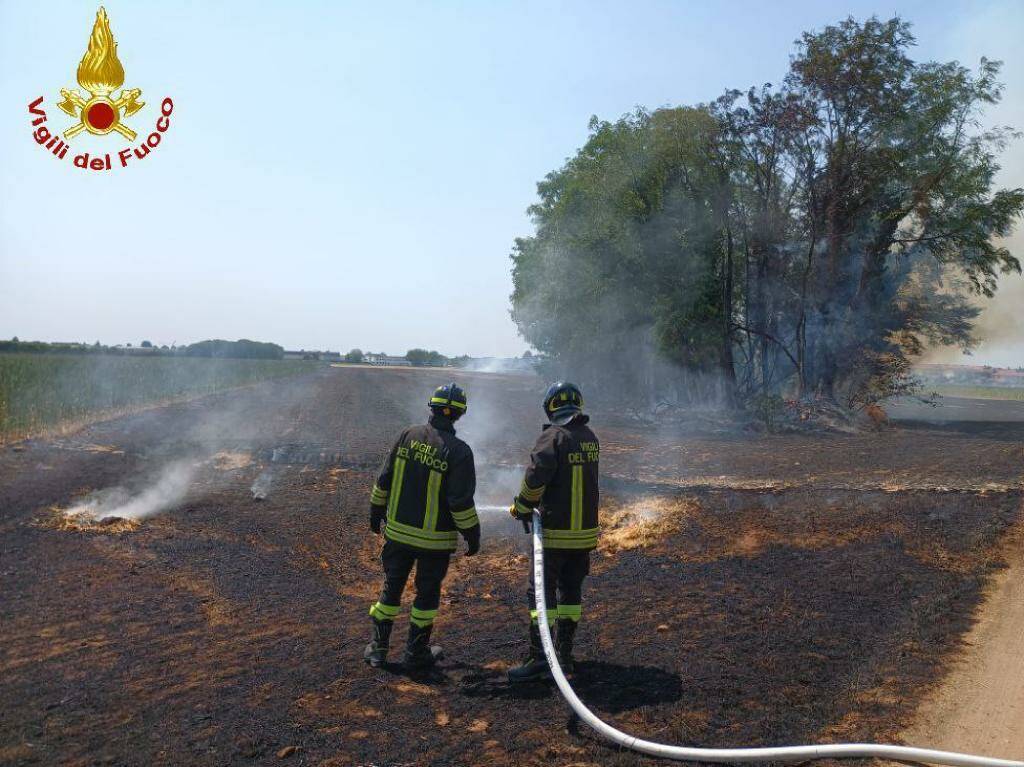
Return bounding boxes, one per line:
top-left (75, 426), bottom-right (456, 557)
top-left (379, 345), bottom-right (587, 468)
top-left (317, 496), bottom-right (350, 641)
top-left (543, 382), bottom-right (583, 425)
top-left (429, 382), bottom-right (468, 419)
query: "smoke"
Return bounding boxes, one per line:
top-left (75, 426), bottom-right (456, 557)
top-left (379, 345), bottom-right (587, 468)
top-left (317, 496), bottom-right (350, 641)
top-left (250, 466), bottom-right (275, 500)
top-left (922, 232), bottom-right (1024, 367)
top-left (475, 465), bottom-right (525, 508)
top-left (65, 460), bottom-right (196, 521)
top-left (51, 362), bottom-right (327, 521)
top-left (459, 357), bottom-right (534, 374)
top-left (511, 172), bottom-right (733, 412)
top-left (974, 274), bottom-right (1024, 345)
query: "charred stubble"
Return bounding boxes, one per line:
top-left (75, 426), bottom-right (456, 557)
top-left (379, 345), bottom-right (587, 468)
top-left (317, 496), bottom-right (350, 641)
top-left (0, 367), bottom-right (1020, 766)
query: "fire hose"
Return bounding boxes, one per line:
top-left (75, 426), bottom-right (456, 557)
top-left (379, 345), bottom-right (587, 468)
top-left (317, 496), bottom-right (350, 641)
top-left (529, 511), bottom-right (1023, 767)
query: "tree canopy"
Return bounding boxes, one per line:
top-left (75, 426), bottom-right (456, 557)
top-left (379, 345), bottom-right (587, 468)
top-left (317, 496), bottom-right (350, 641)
top-left (405, 349), bottom-right (448, 367)
top-left (180, 339), bottom-right (284, 360)
top-left (511, 16), bottom-right (1023, 410)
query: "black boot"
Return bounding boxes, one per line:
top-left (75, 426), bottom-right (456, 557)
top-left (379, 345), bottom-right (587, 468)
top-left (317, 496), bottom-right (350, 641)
top-left (363, 617), bottom-right (393, 668)
top-left (556, 618), bottom-right (578, 675)
top-left (507, 623), bottom-right (551, 683)
top-left (403, 623), bottom-right (443, 671)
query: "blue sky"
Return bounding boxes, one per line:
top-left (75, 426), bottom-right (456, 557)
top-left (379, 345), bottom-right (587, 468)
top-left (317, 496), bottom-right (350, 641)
top-left (1, 0), bottom-right (1021, 363)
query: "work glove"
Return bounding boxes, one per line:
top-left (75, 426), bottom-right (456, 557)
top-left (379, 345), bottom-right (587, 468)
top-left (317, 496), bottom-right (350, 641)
top-left (509, 499), bottom-right (531, 521)
top-left (370, 505), bottom-right (386, 534)
top-left (463, 526), bottom-right (481, 556)
top-left (509, 501), bottom-right (532, 533)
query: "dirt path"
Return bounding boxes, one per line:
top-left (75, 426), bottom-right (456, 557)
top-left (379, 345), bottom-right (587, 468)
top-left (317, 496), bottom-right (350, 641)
top-left (900, 527), bottom-right (1024, 761)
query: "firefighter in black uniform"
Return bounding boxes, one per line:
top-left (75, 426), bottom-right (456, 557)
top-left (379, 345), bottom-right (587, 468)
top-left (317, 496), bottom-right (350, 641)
top-left (508, 382), bottom-right (599, 682)
top-left (364, 383), bottom-right (481, 670)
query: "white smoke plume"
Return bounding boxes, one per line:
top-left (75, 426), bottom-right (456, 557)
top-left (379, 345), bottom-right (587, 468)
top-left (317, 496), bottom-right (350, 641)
top-left (65, 460), bottom-right (196, 521)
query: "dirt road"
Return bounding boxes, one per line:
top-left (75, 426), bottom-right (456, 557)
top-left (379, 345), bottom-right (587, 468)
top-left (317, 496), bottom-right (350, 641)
top-left (899, 526), bottom-right (1024, 761)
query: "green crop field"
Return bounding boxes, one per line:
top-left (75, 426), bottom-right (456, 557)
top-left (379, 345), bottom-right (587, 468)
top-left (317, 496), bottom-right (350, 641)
top-left (931, 384), bottom-right (1024, 401)
top-left (0, 354), bottom-right (319, 441)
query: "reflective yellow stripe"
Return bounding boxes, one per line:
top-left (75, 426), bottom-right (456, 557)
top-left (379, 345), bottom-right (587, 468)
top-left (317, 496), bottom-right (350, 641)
top-left (556, 604), bottom-right (582, 621)
top-left (385, 527), bottom-right (458, 550)
top-left (529, 608), bottom-right (556, 626)
top-left (369, 602), bottom-right (400, 620)
top-left (370, 484), bottom-right (389, 505)
top-left (387, 457), bottom-right (406, 521)
top-left (543, 527), bottom-right (598, 539)
top-left (430, 397), bottom-right (467, 410)
top-left (571, 465), bottom-right (583, 531)
top-left (385, 519), bottom-right (458, 550)
top-left (424, 470), bottom-right (442, 531)
top-left (386, 518), bottom-right (458, 541)
top-left (542, 538), bottom-right (597, 550)
top-left (519, 479), bottom-right (544, 502)
top-left (542, 526), bottom-right (598, 550)
top-left (410, 607), bottom-right (438, 627)
top-left (450, 506), bottom-right (479, 530)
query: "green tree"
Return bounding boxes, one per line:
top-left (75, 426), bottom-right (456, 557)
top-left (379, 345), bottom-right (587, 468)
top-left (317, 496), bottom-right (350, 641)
top-left (512, 106), bottom-right (736, 404)
top-left (344, 348), bottom-right (364, 363)
top-left (511, 16), bottom-right (1023, 411)
top-left (781, 17), bottom-right (1022, 403)
top-left (405, 349), bottom-right (447, 367)
top-left (180, 339), bottom-right (284, 360)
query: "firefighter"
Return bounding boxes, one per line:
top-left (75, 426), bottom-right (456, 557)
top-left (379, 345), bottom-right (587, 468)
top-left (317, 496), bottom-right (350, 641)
top-left (508, 382), bottom-right (599, 682)
top-left (364, 383), bottom-right (480, 670)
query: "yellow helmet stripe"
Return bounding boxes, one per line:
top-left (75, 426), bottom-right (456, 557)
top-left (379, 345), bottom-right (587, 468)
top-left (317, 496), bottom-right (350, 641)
top-left (430, 396), bottom-right (467, 410)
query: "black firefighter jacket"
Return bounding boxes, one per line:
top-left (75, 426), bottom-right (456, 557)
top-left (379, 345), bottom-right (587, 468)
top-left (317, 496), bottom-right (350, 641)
top-left (370, 414), bottom-right (479, 552)
top-left (515, 415), bottom-right (600, 550)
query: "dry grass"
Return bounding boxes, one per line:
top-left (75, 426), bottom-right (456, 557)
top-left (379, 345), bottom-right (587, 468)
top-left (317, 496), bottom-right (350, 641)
top-left (599, 496), bottom-right (700, 552)
top-left (37, 505), bottom-right (141, 534)
top-left (211, 451), bottom-right (253, 471)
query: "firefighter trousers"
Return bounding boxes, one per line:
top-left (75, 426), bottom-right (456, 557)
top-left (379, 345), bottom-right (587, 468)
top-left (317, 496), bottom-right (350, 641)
top-left (526, 548), bottom-right (590, 625)
top-left (369, 540), bottom-right (451, 628)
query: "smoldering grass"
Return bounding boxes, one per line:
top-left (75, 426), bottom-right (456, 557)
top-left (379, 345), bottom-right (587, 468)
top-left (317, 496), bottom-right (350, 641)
top-left (63, 459), bottom-right (197, 522)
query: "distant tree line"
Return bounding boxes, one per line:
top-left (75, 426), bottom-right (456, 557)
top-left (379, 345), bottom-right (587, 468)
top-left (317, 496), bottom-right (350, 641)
top-left (0, 338), bottom-right (286, 360)
top-left (511, 17), bottom-right (1023, 410)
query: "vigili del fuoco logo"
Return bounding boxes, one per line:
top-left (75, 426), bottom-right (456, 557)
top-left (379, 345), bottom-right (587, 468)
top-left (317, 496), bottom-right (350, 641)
top-left (27, 6), bottom-right (174, 171)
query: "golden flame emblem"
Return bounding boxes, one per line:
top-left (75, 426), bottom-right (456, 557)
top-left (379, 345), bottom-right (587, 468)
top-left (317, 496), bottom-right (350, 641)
top-left (57, 7), bottom-right (144, 140)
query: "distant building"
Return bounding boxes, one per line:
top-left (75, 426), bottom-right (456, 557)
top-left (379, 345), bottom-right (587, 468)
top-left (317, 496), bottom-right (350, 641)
top-left (114, 344), bottom-right (157, 355)
top-left (364, 353), bottom-right (407, 367)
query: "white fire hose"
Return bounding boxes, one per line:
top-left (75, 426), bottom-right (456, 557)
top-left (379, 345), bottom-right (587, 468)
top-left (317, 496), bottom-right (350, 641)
top-left (530, 512), bottom-right (1023, 766)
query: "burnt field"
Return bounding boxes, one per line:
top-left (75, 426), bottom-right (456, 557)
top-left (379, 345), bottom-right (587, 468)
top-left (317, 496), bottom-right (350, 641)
top-left (1, 366), bottom-right (1022, 767)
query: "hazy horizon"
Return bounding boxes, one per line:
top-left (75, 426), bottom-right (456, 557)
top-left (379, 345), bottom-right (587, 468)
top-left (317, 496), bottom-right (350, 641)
top-left (1, 1), bottom-right (1021, 365)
